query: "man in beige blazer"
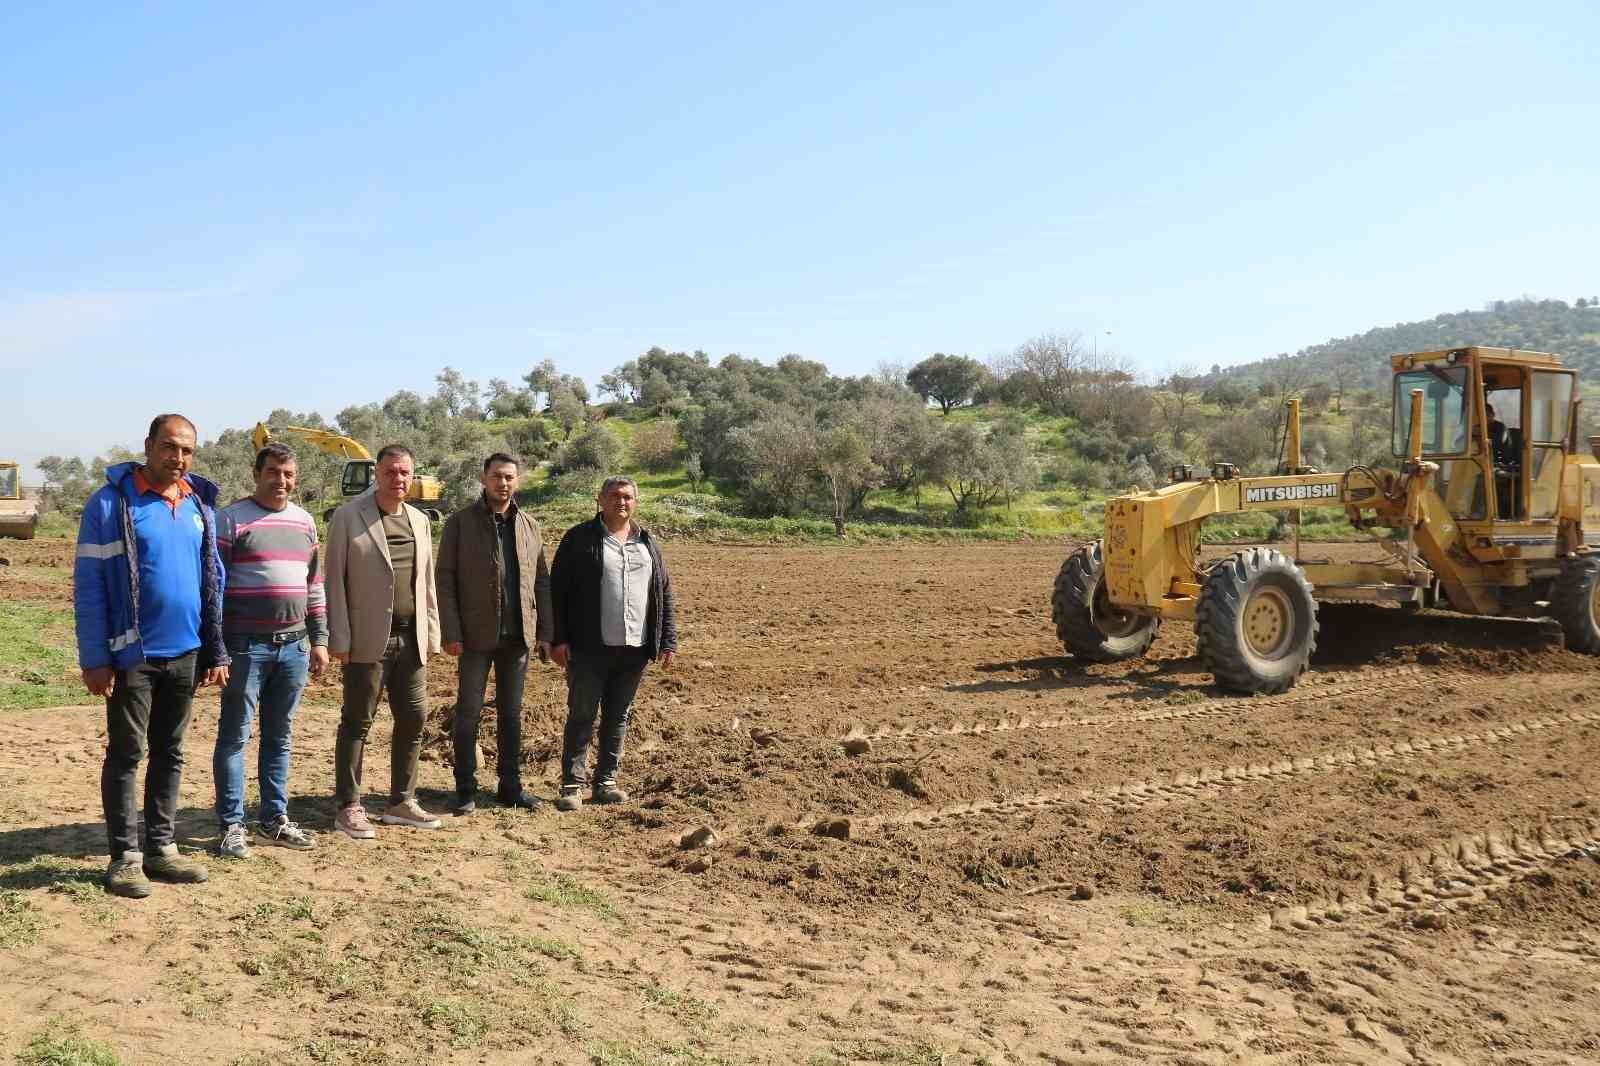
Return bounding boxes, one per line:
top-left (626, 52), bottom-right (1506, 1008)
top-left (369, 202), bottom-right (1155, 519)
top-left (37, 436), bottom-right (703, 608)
top-left (324, 445), bottom-right (443, 838)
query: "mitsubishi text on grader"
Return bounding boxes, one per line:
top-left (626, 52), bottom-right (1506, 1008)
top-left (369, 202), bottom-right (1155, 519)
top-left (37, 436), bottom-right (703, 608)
top-left (1052, 347), bottom-right (1600, 693)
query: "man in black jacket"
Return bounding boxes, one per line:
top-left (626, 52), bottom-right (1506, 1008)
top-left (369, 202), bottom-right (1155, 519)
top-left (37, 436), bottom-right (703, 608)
top-left (549, 476), bottom-right (677, 812)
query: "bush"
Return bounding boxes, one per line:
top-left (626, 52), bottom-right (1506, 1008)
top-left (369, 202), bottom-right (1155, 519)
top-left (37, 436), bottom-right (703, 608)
top-left (554, 424), bottom-right (622, 476)
top-left (629, 420), bottom-right (679, 472)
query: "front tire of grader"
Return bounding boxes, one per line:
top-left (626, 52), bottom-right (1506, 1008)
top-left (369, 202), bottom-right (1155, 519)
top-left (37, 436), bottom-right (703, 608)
top-left (1195, 547), bottom-right (1318, 695)
top-left (1552, 554), bottom-right (1600, 654)
top-left (1051, 540), bottom-right (1160, 663)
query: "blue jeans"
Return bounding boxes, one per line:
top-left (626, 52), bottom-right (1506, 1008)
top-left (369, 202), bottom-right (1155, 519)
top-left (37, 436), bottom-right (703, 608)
top-left (213, 633), bottom-right (311, 828)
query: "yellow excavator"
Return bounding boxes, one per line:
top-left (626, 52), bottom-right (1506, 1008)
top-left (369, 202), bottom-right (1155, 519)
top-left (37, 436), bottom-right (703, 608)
top-left (0, 461), bottom-right (38, 539)
top-left (251, 423), bottom-right (446, 523)
top-left (1052, 346), bottom-right (1600, 693)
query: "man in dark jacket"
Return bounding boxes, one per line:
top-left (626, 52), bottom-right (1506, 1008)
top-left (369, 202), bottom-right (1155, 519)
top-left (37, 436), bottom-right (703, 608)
top-left (437, 453), bottom-right (553, 814)
top-left (549, 475), bottom-right (677, 812)
top-left (74, 414), bottom-right (230, 898)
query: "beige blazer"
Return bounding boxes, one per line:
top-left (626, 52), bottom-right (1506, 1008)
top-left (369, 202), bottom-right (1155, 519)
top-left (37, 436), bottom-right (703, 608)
top-left (325, 491), bottom-right (441, 664)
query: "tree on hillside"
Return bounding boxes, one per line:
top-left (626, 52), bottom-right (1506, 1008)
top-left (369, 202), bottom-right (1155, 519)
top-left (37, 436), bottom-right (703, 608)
top-left (997, 333), bottom-right (1087, 415)
top-left (1202, 379), bottom-right (1250, 411)
top-left (1262, 353), bottom-right (1313, 407)
top-left (926, 422), bottom-right (1013, 514)
top-left (485, 378), bottom-right (535, 419)
top-left (1329, 357), bottom-right (1359, 414)
top-left (729, 411), bottom-right (818, 516)
top-left (599, 360), bottom-right (641, 404)
top-left (640, 370), bottom-right (675, 412)
top-left (818, 427), bottom-right (879, 537)
top-left (433, 368), bottom-right (483, 421)
top-left (906, 353), bottom-right (987, 414)
top-left (549, 389), bottom-right (585, 440)
top-left (1155, 368), bottom-right (1203, 454)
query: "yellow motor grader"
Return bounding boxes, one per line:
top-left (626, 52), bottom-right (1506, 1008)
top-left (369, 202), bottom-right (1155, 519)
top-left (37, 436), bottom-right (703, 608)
top-left (0, 461), bottom-right (38, 539)
top-left (1052, 347), bottom-right (1600, 693)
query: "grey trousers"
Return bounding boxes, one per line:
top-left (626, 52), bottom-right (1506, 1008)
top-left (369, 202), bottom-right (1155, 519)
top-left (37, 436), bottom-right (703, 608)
top-left (334, 628), bottom-right (427, 807)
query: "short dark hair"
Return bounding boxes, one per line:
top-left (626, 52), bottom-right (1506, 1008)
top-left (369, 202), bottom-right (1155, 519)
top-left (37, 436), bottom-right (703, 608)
top-left (483, 452), bottom-right (519, 473)
top-left (254, 442), bottom-right (297, 474)
top-left (375, 444), bottom-right (414, 465)
top-left (147, 413), bottom-right (196, 441)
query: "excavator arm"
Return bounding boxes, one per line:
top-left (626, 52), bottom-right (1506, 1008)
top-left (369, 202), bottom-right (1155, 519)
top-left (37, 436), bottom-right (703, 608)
top-left (251, 423), bottom-right (373, 461)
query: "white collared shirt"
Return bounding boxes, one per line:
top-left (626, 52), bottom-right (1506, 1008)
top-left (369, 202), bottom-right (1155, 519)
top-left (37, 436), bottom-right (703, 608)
top-left (599, 525), bottom-right (653, 647)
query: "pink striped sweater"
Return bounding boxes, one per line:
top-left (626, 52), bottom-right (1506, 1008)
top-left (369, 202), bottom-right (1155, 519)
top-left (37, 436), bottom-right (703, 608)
top-left (215, 498), bottom-right (328, 644)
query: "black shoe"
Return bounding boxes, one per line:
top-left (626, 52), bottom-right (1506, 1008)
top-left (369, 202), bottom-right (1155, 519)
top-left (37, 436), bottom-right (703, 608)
top-left (496, 788), bottom-right (544, 811)
top-left (590, 781), bottom-right (628, 805)
top-left (452, 790), bottom-right (477, 816)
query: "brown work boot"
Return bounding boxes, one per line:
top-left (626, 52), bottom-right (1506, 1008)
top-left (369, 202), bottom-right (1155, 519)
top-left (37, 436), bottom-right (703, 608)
top-left (554, 785), bottom-right (583, 812)
top-left (590, 780), bottom-right (628, 805)
top-left (143, 844), bottom-right (209, 884)
top-left (105, 852), bottom-right (152, 899)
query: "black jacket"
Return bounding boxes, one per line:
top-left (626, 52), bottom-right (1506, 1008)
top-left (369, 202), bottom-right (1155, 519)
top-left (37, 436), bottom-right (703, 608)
top-left (550, 515), bottom-right (677, 658)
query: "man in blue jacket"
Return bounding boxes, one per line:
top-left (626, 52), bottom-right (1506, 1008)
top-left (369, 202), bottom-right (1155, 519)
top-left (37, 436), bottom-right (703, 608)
top-left (74, 414), bottom-right (230, 898)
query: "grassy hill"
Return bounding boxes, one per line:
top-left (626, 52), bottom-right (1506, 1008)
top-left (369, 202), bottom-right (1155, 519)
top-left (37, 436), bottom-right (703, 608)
top-left (1221, 296), bottom-right (1600, 388)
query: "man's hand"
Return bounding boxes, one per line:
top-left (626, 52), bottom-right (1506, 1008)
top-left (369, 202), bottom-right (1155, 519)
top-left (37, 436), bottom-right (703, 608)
top-left (536, 640), bottom-right (552, 663)
top-left (309, 645), bottom-right (330, 678)
top-left (550, 643), bottom-right (570, 668)
top-left (200, 666), bottom-right (229, 689)
top-left (659, 649), bottom-right (676, 669)
top-left (332, 650), bottom-right (351, 666)
top-left (82, 667), bottom-right (115, 697)
top-left (443, 641), bottom-right (464, 657)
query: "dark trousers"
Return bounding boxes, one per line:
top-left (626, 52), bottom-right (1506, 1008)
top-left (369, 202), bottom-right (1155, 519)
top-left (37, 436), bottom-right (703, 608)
top-left (561, 645), bottom-right (648, 787)
top-left (335, 628), bottom-right (427, 807)
top-left (102, 650), bottom-right (198, 860)
top-left (452, 641), bottom-right (529, 795)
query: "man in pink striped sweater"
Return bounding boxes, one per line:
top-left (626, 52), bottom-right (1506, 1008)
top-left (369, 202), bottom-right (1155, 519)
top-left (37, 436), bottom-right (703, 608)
top-left (211, 442), bottom-right (329, 858)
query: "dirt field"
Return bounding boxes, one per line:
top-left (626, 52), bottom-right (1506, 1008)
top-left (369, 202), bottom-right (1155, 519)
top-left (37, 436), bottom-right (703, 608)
top-left (3, 537), bottom-right (1599, 1065)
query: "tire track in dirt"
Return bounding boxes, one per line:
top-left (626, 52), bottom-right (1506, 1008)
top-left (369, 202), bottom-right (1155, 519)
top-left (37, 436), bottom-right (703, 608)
top-left (847, 701), bottom-right (1600, 833)
top-left (840, 666), bottom-right (1433, 743)
top-left (1249, 817), bottom-right (1600, 935)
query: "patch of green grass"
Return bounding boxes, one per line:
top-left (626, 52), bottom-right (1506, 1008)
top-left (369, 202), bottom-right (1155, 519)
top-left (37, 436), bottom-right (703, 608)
top-left (51, 876), bottom-right (123, 926)
top-left (34, 511), bottom-right (75, 538)
top-left (519, 977), bottom-right (584, 1038)
top-left (0, 889), bottom-right (44, 947)
top-left (586, 1041), bottom-right (736, 1066)
top-left (0, 603), bottom-right (81, 710)
top-left (819, 1041), bottom-right (948, 1065)
top-left (524, 874), bottom-right (618, 919)
top-left (420, 998), bottom-right (490, 1048)
top-left (522, 933), bottom-right (581, 961)
top-left (17, 1018), bottom-right (123, 1066)
top-left (1117, 899), bottom-right (1210, 931)
top-left (643, 983), bottom-right (717, 1029)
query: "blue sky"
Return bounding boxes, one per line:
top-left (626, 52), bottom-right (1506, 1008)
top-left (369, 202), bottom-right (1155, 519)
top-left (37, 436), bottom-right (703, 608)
top-left (3, 1), bottom-right (1596, 474)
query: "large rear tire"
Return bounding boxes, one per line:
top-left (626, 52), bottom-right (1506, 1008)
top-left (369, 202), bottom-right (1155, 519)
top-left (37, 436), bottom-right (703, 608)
top-left (1051, 540), bottom-right (1159, 662)
top-left (1552, 554), bottom-right (1600, 654)
top-left (1196, 548), bottom-right (1318, 694)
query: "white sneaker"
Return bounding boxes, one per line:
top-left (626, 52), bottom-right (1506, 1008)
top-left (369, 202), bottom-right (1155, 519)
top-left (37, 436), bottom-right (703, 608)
top-left (255, 817), bottom-right (316, 850)
top-left (218, 823), bottom-right (250, 859)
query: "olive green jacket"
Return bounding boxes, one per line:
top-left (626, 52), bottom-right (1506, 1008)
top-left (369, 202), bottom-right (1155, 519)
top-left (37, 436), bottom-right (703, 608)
top-left (436, 495), bottom-right (553, 652)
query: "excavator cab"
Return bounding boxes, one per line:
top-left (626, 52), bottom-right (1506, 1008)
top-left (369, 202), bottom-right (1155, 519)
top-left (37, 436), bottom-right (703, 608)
top-left (340, 459), bottom-right (375, 497)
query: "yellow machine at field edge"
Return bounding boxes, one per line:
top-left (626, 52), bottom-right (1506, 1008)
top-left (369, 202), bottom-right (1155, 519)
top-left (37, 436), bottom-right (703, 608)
top-left (1052, 346), bottom-right (1600, 694)
top-left (0, 461), bottom-right (39, 539)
